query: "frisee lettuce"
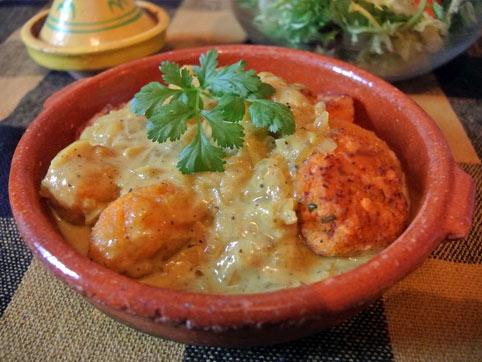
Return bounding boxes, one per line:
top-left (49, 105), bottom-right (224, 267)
top-left (238, 0), bottom-right (480, 77)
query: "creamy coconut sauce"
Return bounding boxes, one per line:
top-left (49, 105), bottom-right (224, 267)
top-left (47, 73), bottom-right (375, 294)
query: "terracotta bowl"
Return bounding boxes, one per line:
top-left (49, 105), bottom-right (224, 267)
top-left (9, 45), bottom-right (475, 347)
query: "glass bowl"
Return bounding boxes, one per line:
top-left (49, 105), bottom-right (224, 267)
top-left (232, 0), bottom-right (482, 81)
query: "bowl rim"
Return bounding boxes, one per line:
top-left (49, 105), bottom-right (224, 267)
top-left (9, 44), bottom-right (459, 330)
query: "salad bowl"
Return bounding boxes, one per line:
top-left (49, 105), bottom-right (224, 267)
top-left (9, 45), bottom-right (474, 346)
top-left (233, 0), bottom-right (482, 81)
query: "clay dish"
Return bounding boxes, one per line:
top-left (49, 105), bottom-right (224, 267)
top-left (21, 0), bottom-right (169, 71)
top-left (9, 45), bottom-right (475, 347)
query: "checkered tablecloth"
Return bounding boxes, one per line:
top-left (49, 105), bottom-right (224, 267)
top-left (0, 1), bottom-right (481, 361)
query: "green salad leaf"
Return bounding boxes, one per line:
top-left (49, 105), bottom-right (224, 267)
top-left (239, 0), bottom-right (480, 74)
top-left (131, 50), bottom-right (295, 174)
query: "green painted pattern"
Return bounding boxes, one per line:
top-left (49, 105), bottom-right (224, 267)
top-left (47, 6), bottom-right (137, 27)
top-left (108, 0), bottom-right (129, 12)
top-left (45, 8), bottom-right (143, 34)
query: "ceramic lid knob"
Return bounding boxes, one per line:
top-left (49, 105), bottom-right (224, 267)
top-left (40, 0), bottom-right (156, 48)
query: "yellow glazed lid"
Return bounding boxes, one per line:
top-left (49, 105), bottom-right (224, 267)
top-left (21, 0), bottom-right (169, 71)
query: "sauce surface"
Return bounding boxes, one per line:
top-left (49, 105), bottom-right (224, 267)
top-left (44, 73), bottom-right (377, 294)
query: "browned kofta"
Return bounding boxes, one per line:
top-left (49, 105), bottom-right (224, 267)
top-left (90, 183), bottom-right (209, 278)
top-left (296, 119), bottom-right (409, 256)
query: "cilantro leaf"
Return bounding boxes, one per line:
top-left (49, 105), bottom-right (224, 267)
top-left (202, 108), bottom-right (244, 149)
top-left (206, 61), bottom-right (262, 97)
top-left (193, 50), bottom-right (218, 87)
top-left (160, 61), bottom-right (193, 89)
top-left (146, 102), bottom-right (194, 143)
top-left (249, 99), bottom-right (295, 135)
top-left (177, 128), bottom-right (226, 174)
top-left (132, 49), bottom-right (296, 174)
top-left (170, 89), bottom-right (200, 110)
top-left (249, 82), bottom-right (276, 99)
top-left (130, 82), bottom-right (179, 118)
top-left (217, 94), bottom-right (245, 122)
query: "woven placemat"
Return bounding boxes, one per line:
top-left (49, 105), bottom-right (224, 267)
top-left (1, 163), bottom-right (480, 361)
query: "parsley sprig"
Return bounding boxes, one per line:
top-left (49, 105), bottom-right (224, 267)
top-left (130, 50), bottom-right (295, 174)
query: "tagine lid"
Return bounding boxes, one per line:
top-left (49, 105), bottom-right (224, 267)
top-left (21, 0), bottom-right (170, 71)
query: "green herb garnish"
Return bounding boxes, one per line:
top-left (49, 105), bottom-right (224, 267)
top-left (130, 50), bottom-right (295, 174)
